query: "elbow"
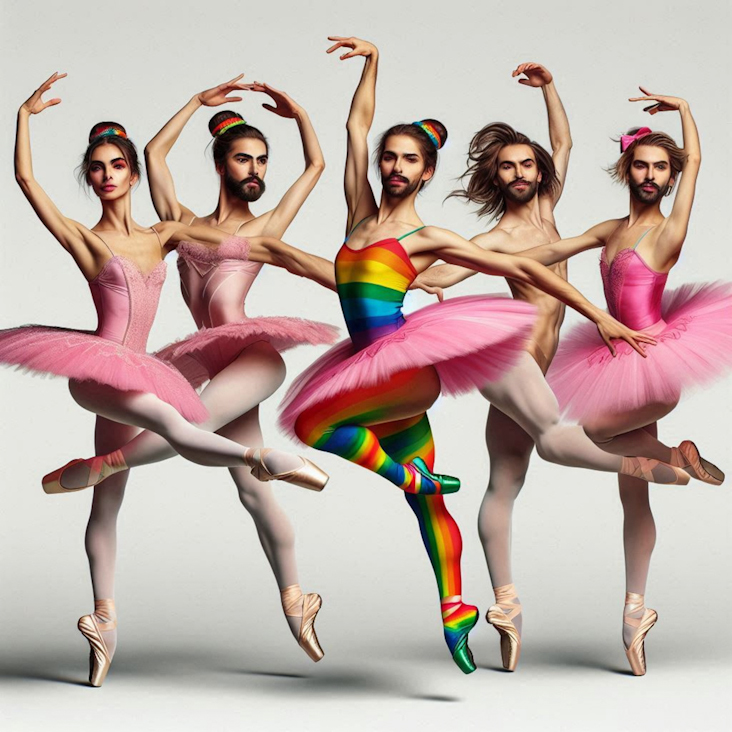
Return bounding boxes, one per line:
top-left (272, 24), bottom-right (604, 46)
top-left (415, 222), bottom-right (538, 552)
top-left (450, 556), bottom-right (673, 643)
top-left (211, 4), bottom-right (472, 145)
top-left (685, 153), bottom-right (701, 167)
top-left (310, 159), bottom-right (326, 175)
top-left (15, 171), bottom-right (31, 192)
top-left (144, 143), bottom-right (162, 162)
top-left (514, 257), bottom-right (540, 283)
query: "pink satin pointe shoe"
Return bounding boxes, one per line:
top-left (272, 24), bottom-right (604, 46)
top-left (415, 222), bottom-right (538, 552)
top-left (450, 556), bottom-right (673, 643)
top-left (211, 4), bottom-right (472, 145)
top-left (281, 584), bottom-right (324, 662)
top-left (243, 448), bottom-right (328, 491)
top-left (486, 583), bottom-right (522, 672)
top-left (78, 599), bottom-right (116, 687)
top-left (624, 592), bottom-right (657, 676)
top-left (621, 456), bottom-right (690, 485)
top-left (670, 441), bottom-right (725, 486)
top-left (42, 450), bottom-right (128, 494)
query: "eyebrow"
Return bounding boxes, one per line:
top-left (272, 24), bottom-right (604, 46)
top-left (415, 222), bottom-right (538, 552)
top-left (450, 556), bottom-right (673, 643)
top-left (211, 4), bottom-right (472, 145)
top-left (91, 157), bottom-right (126, 165)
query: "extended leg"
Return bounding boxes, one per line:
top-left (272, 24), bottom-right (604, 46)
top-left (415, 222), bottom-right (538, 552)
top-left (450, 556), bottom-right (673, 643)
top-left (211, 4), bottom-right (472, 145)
top-left (294, 367), bottom-right (457, 494)
top-left (479, 353), bottom-right (686, 484)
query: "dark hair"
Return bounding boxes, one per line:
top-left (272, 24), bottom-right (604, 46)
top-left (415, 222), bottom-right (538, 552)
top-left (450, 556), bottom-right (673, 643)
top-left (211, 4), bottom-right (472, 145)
top-left (610, 128), bottom-right (685, 187)
top-left (77, 121), bottom-right (141, 186)
top-left (449, 122), bottom-right (559, 220)
top-left (374, 119), bottom-right (448, 190)
top-left (209, 111), bottom-right (269, 170)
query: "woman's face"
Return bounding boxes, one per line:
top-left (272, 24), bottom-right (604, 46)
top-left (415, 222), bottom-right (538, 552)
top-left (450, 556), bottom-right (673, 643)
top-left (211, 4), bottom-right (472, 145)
top-left (87, 142), bottom-right (136, 200)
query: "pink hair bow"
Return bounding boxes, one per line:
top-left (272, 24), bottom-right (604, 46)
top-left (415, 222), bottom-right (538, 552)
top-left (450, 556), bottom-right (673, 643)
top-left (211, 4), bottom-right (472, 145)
top-left (620, 127), bottom-right (652, 152)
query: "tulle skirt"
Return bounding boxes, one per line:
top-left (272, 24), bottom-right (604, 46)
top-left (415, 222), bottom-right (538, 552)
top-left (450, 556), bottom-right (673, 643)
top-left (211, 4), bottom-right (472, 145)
top-left (548, 282), bottom-right (732, 421)
top-left (279, 295), bottom-right (536, 439)
top-left (0, 325), bottom-right (208, 423)
top-left (155, 317), bottom-right (340, 388)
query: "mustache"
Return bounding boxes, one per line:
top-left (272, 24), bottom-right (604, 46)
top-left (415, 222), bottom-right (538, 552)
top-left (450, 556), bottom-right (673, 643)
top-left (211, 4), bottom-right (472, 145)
top-left (386, 174), bottom-right (409, 184)
top-left (241, 175), bottom-right (264, 186)
top-left (510, 179), bottom-right (530, 187)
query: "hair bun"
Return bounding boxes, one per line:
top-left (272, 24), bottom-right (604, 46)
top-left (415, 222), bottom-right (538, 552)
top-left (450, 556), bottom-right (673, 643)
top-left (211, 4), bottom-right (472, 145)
top-left (89, 122), bottom-right (128, 143)
top-left (413, 119), bottom-right (448, 150)
top-left (208, 110), bottom-right (247, 138)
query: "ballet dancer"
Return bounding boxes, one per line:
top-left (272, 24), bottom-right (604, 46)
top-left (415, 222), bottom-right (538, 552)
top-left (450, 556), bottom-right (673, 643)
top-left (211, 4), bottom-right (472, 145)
top-left (3, 73), bottom-right (332, 686)
top-left (278, 37), bottom-right (688, 674)
top-left (60, 76), bottom-right (339, 665)
top-left (415, 61), bottom-right (572, 670)
top-left (517, 89), bottom-right (732, 674)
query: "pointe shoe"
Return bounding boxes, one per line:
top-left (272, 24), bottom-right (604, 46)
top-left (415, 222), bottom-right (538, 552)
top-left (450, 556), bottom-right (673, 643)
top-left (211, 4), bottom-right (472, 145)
top-left (442, 597), bottom-right (479, 674)
top-left (244, 448), bottom-right (328, 491)
top-left (621, 456), bottom-right (690, 485)
top-left (486, 583), bottom-right (522, 672)
top-left (43, 450), bottom-right (128, 494)
top-left (670, 441), bottom-right (725, 486)
top-left (78, 599), bottom-right (116, 687)
top-left (411, 457), bottom-right (460, 495)
top-left (624, 592), bottom-right (657, 676)
top-left (281, 584), bottom-right (324, 662)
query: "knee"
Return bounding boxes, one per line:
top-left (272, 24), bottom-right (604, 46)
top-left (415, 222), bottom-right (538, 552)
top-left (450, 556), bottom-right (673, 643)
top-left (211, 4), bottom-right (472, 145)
top-left (294, 412), bottom-right (337, 449)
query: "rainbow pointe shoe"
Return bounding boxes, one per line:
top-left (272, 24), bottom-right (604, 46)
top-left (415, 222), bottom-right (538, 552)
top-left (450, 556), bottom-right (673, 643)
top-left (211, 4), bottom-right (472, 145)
top-left (486, 583), bottom-right (522, 672)
top-left (442, 596), bottom-right (479, 673)
top-left (412, 457), bottom-right (461, 495)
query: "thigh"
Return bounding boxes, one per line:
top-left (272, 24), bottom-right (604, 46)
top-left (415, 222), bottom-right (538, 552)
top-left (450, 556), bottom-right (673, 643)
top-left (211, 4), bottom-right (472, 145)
top-left (296, 366), bottom-right (441, 444)
top-left (372, 413), bottom-right (436, 466)
top-left (584, 402), bottom-right (677, 442)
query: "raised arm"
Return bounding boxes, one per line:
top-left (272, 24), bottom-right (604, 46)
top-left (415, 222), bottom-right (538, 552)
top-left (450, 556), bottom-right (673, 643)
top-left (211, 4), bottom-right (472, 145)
top-left (326, 36), bottom-right (379, 232)
top-left (144, 75), bottom-right (246, 222)
top-left (242, 83), bottom-right (325, 238)
top-left (630, 87), bottom-right (700, 262)
top-left (159, 222), bottom-right (336, 291)
top-left (422, 227), bottom-right (655, 356)
top-left (15, 73), bottom-right (102, 277)
top-left (513, 62), bottom-right (572, 214)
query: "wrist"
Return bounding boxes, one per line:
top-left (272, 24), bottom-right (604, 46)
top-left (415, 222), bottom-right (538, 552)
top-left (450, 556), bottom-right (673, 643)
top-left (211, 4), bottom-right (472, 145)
top-left (190, 95), bottom-right (205, 109)
top-left (18, 105), bottom-right (31, 118)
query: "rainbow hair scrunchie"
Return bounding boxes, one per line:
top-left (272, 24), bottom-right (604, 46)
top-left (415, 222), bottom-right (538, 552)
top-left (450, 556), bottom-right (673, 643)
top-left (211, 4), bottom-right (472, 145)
top-left (211, 117), bottom-right (248, 137)
top-left (91, 125), bottom-right (128, 142)
top-left (412, 120), bottom-right (441, 149)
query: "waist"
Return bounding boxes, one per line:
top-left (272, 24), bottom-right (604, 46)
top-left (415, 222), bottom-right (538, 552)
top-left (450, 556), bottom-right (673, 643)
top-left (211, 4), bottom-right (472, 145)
top-left (347, 316), bottom-right (406, 351)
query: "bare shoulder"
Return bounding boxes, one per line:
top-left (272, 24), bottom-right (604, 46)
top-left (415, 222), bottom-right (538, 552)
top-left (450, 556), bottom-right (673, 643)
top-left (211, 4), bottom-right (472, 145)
top-left (472, 226), bottom-right (511, 252)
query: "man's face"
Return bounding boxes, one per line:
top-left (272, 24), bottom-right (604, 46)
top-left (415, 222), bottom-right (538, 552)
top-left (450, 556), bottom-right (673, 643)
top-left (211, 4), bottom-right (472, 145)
top-left (220, 138), bottom-right (268, 202)
top-left (628, 145), bottom-right (673, 204)
top-left (379, 134), bottom-right (433, 198)
top-left (495, 143), bottom-right (541, 205)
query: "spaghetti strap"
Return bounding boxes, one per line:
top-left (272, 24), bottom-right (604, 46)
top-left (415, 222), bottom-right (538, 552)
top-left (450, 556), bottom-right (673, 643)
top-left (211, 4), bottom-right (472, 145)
top-left (633, 227), bottom-right (655, 249)
top-left (150, 226), bottom-right (164, 248)
top-left (90, 230), bottom-right (116, 257)
top-left (397, 225), bottom-right (425, 241)
top-left (188, 215), bottom-right (197, 226)
top-left (345, 215), bottom-right (373, 242)
top-left (233, 221), bottom-right (247, 236)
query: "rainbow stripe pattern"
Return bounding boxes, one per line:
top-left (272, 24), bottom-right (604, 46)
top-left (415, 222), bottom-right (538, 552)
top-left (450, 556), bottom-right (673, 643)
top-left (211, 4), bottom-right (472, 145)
top-left (212, 117), bottom-right (247, 137)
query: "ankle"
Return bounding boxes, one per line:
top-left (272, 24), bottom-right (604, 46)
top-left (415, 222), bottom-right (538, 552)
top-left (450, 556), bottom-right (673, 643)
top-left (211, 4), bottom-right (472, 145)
top-left (93, 598), bottom-right (117, 629)
top-left (281, 584), bottom-right (303, 616)
top-left (624, 591), bottom-right (645, 617)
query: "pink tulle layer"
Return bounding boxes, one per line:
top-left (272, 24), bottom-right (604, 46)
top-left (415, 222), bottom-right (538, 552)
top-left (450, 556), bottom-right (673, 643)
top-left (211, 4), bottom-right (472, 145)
top-left (548, 282), bottom-right (732, 421)
top-left (0, 326), bottom-right (208, 423)
top-left (279, 295), bottom-right (536, 439)
top-left (155, 317), bottom-right (340, 388)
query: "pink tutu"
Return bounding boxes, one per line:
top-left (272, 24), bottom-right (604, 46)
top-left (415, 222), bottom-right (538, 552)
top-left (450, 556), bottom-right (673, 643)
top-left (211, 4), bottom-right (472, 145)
top-left (0, 325), bottom-right (208, 423)
top-left (279, 295), bottom-right (536, 439)
top-left (155, 317), bottom-right (340, 389)
top-left (548, 282), bottom-right (732, 421)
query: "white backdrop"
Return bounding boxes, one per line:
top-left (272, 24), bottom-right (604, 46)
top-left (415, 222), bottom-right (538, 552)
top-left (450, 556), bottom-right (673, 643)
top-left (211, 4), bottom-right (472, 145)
top-left (1, 1), bottom-right (730, 730)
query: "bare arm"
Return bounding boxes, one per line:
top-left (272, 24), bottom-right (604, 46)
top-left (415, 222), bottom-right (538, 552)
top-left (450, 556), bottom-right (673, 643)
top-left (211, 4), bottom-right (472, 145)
top-left (629, 88), bottom-right (700, 264)
top-left (422, 227), bottom-right (655, 356)
top-left (516, 219), bottom-right (619, 266)
top-left (144, 75), bottom-right (246, 222)
top-left (14, 73), bottom-right (104, 279)
top-left (158, 222), bottom-right (336, 291)
top-left (326, 36), bottom-right (379, 232)
top-left (245, 83), bottom-right (325, 238)
top-left (513, 63), bottom-right (572, 215)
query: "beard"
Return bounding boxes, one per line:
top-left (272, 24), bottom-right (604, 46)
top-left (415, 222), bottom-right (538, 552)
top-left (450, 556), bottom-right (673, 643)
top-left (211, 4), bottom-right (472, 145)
top-left (224, 171), bottom-right (266, 202)
top-left (629, 179), bottom-right (669, 205)
top-left (381, 173), bottom-right (421, 198)
top-left (498, 178), bottom-right (538, 205)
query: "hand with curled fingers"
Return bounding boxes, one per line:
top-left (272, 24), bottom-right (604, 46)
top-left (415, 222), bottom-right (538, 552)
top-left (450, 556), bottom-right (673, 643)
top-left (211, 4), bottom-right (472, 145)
top-left (245, 82), bottom-right (301, 118)
top-left (326, 36), bottom-right (378, 60)
top-left (21, 72), bottom-right (67, 115)
top-left (512, 62), bottom-right (553, 87)
top-left (595, 311), bottom-right (657, 357)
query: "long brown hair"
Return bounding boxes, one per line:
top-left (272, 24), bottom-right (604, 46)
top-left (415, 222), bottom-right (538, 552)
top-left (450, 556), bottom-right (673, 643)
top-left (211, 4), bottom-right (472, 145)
top-left (449, 122), bottom-right (559, 220)
top-left (610, 129), bottom-right (685, 187)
